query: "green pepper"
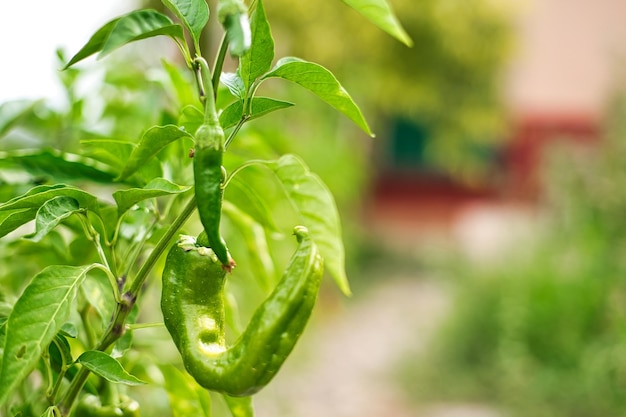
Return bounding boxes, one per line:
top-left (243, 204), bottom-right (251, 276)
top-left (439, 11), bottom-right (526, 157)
top-left (192, 57), bottom-right (235, 271)
top-left (73, 394), bottom-right (140, 417)
top-left (218, 0), bottom-right (251, 57)
top-left (161, 226), bottom-right (323, 396)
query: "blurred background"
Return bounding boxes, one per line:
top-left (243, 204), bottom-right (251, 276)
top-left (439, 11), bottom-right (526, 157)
top-left (3, 0), bottom-right (626, 416)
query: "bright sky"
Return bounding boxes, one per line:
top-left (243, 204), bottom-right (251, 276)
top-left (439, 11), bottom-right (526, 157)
top-left (0, 1), bottom-right (138, 103)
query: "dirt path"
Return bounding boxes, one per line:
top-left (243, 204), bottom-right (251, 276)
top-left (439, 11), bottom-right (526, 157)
top-left (255, 278), bottom-right (501, 417)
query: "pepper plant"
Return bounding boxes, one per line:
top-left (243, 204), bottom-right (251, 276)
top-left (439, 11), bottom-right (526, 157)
top-left (0, 0), bottom-right (410, 416)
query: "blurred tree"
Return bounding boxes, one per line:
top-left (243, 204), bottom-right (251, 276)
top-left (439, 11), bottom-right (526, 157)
top-left (142, 0), bottom-right (513, 181)
top-left (263, 0), bottom-right (514, 181)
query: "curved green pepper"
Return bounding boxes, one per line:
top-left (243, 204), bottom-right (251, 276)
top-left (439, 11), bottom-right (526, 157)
top-left (161, 226), bottom-right (323, 396)
top-left (193, 57), bottom-right (235, 271)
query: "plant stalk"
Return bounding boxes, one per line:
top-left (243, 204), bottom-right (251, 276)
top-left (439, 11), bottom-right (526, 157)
top-left (57, 197), bottom-right (198, 416)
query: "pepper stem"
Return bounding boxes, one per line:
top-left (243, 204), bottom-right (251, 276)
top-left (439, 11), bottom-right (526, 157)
top-left (194, 57), bottom-right (220, 129)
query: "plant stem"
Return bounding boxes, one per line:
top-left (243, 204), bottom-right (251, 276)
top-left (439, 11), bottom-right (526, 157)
top-left (225, 116), bottom-right (249, 148)
top-left (79, 212), bottom-right (114, 275)
top-left (57, 197), bottom-right (198, 416)
top-left (195, 57), bottom-right (220, 127)
top-left (129, 197), bottom-right (197, 296)
top-left (212, 34), bottom-right (229, 99)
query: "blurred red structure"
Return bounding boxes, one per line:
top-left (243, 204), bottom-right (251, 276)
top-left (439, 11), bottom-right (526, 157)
top-left (365, 113), bottom-right (601, 242)
top-left (503, 113), bottom-right (600, 199)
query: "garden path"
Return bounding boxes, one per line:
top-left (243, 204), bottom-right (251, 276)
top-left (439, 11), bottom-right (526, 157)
top-left (255, 277), bottom-right (501, 417)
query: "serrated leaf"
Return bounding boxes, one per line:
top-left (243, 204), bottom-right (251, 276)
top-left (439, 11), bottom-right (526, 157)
top-left (0, 184), bottom-right (100, 214)
top-left (0, 264), bottom-right (98, 406)
top-left (26, 197), bottom-right (82, 242)
top-left (0, 208), bottom-right (38, 239)
top-left (0, 150), bottom-right (117, 184)
top-left (113, 178), bottom-right (191, 216)
top-left (340, 0), bottom-right (413, 46)
top-left (238, 0), bottom-right (273, 92)
top-left (161, 0), bottom-right (209, 51)
top-left (223, 395), bottom-right (254, 417)
top-left (160, 365), bottom-right (212, 417)
top-left (263, 57), bottom-right (373, 136)
top-left (118, 125), bottom-right (192, 180)
top-left (258, 154), bottom-right (350, 295)
top-left (221, 72), bottom-right (246, 100)
top-left (223, 201), bottom-right (275, 291)
top-left (220, 97), bottom-right (294, 129)
top-left (64, 10), bottom-right (185, 68)
top-left (77, 350), bottom-right (146, 385)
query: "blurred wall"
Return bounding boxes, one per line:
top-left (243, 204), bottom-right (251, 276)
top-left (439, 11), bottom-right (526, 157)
top-left (506, 0), bottom-right (626, 116)
top-left (502, 0), bottom-right (626, 198)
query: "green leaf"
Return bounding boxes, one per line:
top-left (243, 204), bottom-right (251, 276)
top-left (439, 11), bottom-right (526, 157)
top-left (0, 99), bottom-right (37, 139)
top-left (80, 139), bottom-right (133, 171)
top-left (0, 208), bottom-right (38, 239)
top-left (162, 60), bottom-right (198, 107)
top-left (26, 196), bottom-right (82, 242)
top-left (226, 174), bottom-right (279, 232)
top-left (0, 184), bottom-right (100, 214)
top-left (0, 149), bottom-right (117, 184)
top-left (49, 334), bottom-right (73, 370)
top-left (64, 10), bottom-right (185, 68)
top-left (60, 323), bottom-right (78, 338)
top-left (221, 72), bottom-right (246, 100)
top-left (179, 105), bottom-right (204, 135)
top-left (161, 0), bottom-right (209, 51)
top-left (113, 177), bottom-right (191, 216)
top-left (223, 201), bottom-right (275, 291)
top-left (263, 57), bottom-right (373, 136)
top-left (40, 406), bottom-right (61, 417)
top-left (260, 154), bottom-right (350, 295)
top-left (77, 350), bottom-right (146, 386)
top-left (118, 125), bottom-right (192, 180)
top-left (223, 395), bottom-right (254, 417)
top-left (0, 264), bottom-right (99, 406)
top-left (82, 274), bottom-right (115, 328)
top-left (220, 97), bottom-right (294, 129)
top-left (340, 0), bottom-right (412, 46)
top-left (160, 365), bottom-right (212, 417)
top-left (239, 0), bottom-right (274, 91)
top-left (1, 184), bottom-right (66, 206)
top-left (80, 139), bottom-right (163, 186)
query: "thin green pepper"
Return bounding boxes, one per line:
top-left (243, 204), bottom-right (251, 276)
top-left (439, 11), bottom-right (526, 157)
top-left (193, 57), bottom-right (235, 270)
top-left (218, 0), bottom-right (251, 57)
top-left (160, 226), bottom-right (323, 396)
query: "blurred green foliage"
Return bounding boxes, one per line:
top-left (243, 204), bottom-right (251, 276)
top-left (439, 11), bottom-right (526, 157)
top-left (263, 0), bottom-right (513, 180)
top-left (144, 0), bottom-right (513, 180)
top-left (401, 101), bottom-right (626, 416)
